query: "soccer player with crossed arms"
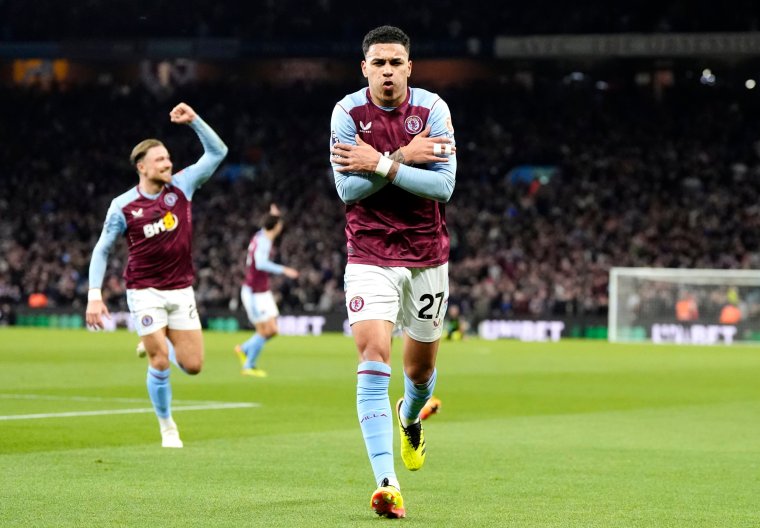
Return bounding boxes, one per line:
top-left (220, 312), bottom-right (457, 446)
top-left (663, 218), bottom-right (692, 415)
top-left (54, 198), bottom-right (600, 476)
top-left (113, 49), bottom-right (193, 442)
top-left (330, 25), bottom-right (457, 518)
top-left (85, 102), bottom-right (228, 448)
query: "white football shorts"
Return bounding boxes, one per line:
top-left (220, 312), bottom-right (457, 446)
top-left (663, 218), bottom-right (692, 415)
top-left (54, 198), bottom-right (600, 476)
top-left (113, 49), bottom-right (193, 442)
top-left (344, 262), bottom-right (449, 343)
top-left (241, 285), bottom-right (279, 324)
top-left (126, 286), bottom-right (201, 337)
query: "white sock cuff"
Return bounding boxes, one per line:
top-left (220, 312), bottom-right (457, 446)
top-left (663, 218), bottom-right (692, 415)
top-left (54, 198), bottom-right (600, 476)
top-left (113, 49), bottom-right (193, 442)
top-left (379, 476), bottom-right (400, 490)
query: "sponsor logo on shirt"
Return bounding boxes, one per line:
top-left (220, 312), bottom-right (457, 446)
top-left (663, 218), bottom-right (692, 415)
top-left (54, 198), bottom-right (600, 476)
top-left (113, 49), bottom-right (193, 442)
top-left (131, 208), bottom-right (144, 218)
top-left (359, 120), bottom-right (372, 133)
top-left (404, 115), bottom-right (423, 135)
top-left (143, 212), bottom-right (179, 238)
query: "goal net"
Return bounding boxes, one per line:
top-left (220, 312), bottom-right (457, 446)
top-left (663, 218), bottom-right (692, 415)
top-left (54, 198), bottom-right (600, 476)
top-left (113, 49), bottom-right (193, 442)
top-left (608, 267), bottom-right (760, 344)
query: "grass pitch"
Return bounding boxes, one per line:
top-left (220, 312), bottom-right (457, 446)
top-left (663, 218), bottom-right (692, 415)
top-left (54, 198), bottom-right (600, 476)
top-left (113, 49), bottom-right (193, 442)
top-left (1, 328), bottom-right (759, 527)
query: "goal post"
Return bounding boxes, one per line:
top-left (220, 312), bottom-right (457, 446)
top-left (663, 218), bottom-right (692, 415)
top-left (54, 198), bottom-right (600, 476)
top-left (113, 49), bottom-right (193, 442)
top-left (608, 267), bottom-right (760, 344)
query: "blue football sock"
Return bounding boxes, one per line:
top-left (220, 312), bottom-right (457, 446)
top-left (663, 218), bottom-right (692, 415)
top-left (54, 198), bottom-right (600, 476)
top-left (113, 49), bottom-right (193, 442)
top-left (357, 361), bottom-right (395, 487)
top-left (166, 338), bottom-right (187, 373)
top-left (400, 368), bottom-right (437, 424)
top-left (147, 366), bottom-right (172, 419)
top-left (242, 334), bottom-right (268, 369)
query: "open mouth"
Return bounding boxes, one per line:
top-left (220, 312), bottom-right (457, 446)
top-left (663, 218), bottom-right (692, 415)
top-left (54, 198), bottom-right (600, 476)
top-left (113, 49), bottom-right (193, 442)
top-left (383, 81), bottom-right (394, 89)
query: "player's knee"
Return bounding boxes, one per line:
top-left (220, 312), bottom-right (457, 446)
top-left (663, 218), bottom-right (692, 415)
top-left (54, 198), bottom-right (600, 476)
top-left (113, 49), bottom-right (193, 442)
top-left (358, 344), bottom-right (389, 364)
top-left (150, 357), bottom-right (171, 371)
top-left (181, 359), bottom-right (203, 375)
top-left (174, 347), bottom-right (203, 375)
top-left (405, 364), bottom-right (435, 384)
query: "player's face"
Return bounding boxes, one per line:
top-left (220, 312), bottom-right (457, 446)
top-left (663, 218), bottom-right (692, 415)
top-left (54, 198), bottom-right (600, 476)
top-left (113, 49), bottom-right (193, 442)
top-left (139, 145), bottom-right (173, 184)
top-left (362, 43), bottom-right (412, 107)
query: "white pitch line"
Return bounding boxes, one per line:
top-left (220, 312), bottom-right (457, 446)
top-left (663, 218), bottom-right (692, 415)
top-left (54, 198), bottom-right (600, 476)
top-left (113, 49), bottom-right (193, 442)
top-left (0, 393), bottom-right (244, 405)
top-left (0, 402), bottom-right (259, 421)
top-left (0, 394), bottom-right (149, 404)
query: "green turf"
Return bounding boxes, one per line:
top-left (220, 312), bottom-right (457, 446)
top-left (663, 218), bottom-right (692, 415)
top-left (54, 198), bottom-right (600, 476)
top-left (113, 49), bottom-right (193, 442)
top-left (1, 328), bottom-right (759, 527)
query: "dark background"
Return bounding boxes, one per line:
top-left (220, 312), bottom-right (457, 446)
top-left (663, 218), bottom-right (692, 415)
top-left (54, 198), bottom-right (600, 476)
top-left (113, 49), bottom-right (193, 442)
top-left (2, 0), bottom-right (760, 332)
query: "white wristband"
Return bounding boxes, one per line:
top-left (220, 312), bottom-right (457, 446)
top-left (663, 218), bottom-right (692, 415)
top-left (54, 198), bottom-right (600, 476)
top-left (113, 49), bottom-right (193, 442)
top-left (374, 155), bottom-right (393, 177)
top-left (88, 288), bottom-right (102, 302)
top-left (433, 144), bottom-right (453, 155)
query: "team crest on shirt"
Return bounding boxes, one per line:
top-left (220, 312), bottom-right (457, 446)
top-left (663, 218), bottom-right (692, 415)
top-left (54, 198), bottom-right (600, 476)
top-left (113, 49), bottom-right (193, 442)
top-left (349, 296), bottom-right (365, 312)
top-left (404, 115), bottom-right (423, 135)
top-left (164, 192), bottom-right (178, 207)
top-left (141, 315), bottom-right (154, 327)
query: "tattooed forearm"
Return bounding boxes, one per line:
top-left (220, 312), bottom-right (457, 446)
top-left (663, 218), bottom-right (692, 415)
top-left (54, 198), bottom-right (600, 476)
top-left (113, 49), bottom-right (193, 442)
top-left (388, 149), bottom-right (406, 165)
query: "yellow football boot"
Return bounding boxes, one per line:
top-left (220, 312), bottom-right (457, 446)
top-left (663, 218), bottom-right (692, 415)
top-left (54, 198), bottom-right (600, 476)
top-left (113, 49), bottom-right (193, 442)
top-left (241, 367), bottom-right (268, 378)
top-left (396, 398), bottom-right (426, 471)
top-left (233, 345), bottom-right (247, 367)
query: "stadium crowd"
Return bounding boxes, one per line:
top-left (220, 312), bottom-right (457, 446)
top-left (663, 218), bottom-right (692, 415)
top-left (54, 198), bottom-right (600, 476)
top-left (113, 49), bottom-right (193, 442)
top-left (1, 1), bottom-right (758, 42)
top-left (2, 73), bottom-right (760, 325)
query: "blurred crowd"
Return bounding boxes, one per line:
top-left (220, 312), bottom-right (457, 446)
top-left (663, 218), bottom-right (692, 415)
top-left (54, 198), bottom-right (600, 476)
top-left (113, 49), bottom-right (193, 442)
top-left (2, 74), bottom-right (760, 325)
top-left (623, 283), bottom-right (760, 327)
top-left (1, 1), bottom-right (758, 42)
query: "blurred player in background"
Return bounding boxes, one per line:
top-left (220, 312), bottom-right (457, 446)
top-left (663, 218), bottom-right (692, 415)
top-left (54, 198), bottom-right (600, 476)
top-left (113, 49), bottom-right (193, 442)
top-left (330, 25), bottom-right (457, 518)
top-left (85, 102), bottom-right (228, 448)
top-left (235, 203), bottom-right (299, 377)
top-left (444, 303), bottom-right (468, 341)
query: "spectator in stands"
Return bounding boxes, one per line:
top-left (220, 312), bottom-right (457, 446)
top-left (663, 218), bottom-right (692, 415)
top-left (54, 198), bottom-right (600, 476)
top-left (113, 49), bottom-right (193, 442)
top-left (719, 302), bottom-right (742, 324)
top-left (675, 292), bottom-right (699, 322)
top-left (4, 73), bottom-right (760, 331)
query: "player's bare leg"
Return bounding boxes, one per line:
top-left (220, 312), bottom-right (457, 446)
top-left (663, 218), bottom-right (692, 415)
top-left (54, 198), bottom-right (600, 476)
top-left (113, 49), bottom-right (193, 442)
top-left (166, 328), bottom-right (204, 375)
top-left (352, 319), bottom-right (394, 364)
top-left (141, 328), bottom-right (171, 369)
top-left (402, 335), bottom-right (439, 383)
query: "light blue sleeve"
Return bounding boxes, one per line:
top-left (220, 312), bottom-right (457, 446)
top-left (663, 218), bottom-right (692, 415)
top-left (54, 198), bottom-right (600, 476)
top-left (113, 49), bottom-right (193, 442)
top-left (88, 201), bottom-right (127, 289)
top-left (330, 104), bottom-right (389, 204)
top-left (391, 99), bottom-right (457, 203)
top-left (173, 116), bottom-right (229, 200)
top-left (254, 235), bottom-right (285, 275)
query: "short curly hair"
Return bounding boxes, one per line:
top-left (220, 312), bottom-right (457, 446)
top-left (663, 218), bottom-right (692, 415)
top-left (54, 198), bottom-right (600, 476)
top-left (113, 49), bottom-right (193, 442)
top-left (130, 139), bottom-right (164, 166)
top-left (362, 25), bottom-right (410, 57)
